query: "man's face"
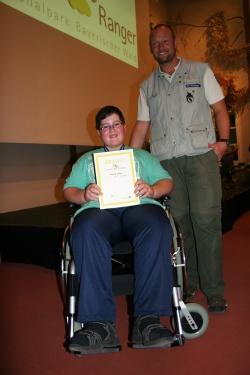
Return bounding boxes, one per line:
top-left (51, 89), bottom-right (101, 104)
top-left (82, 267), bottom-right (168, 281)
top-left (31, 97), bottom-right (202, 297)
top-left (150, 26), bottom-right (176, 65)
top-left (98, 113), bottom-right (126, 150)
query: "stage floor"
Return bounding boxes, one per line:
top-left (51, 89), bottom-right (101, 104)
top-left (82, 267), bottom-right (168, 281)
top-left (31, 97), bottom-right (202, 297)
top-left (1, 190), bottom-right (249, 270)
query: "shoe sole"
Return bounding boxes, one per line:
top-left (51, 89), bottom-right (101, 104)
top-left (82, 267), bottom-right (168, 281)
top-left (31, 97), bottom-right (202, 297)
top-left (131, 338), bottom-right (174, 349)
top-left (69, 343), bottom-right (121, 355)
top-left (208, 306), bottom-right (227, 313)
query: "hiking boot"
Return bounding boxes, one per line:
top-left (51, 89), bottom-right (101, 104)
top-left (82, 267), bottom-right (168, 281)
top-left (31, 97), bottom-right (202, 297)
top-left (69, 321), bottom-right (121, 355)
top-left (207, 296), bottom-right (228, 313)
top-left (131, 315), bottom-right (174, 349)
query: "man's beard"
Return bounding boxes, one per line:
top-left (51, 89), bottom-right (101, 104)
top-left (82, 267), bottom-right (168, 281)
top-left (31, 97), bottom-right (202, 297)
top-left (155, 49), bottom-right (176, 66)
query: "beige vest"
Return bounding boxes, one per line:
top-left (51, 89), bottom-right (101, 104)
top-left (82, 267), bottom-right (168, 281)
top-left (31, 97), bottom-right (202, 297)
top-left (141, 58), bottom-right (216, 160)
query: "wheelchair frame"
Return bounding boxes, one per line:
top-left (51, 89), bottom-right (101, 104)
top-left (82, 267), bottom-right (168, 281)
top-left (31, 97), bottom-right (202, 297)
top-left (61, 199), bottom-right (209, 347)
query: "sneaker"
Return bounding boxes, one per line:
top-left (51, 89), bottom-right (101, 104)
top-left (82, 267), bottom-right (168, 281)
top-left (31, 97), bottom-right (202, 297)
top-left (183, 288), bottom-right (197, 303)
top-left (131, 315), bottom-right (174, 349)
top-left (69, 321), bottom-right (121, 355)
top-left (207, 296), bottom-right (228, 313)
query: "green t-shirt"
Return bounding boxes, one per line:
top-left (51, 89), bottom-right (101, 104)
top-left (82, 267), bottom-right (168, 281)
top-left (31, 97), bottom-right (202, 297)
top-left (64, 147), bottom-right (172, 217)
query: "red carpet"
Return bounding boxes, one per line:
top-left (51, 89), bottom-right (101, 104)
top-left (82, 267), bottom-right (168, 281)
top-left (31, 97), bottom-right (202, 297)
top-left (0, 211), bottom-right (249, 375)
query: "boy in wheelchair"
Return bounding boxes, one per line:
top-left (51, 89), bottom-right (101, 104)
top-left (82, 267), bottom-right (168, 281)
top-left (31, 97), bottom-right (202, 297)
top-left (63, 105), bottom-right (174, 355)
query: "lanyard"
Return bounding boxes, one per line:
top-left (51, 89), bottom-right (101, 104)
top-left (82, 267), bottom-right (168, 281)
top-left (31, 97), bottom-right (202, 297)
top-left (104, 144), bottom-right (125, 152)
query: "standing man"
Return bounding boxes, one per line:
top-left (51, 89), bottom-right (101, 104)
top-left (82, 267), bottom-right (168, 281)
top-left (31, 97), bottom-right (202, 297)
top-left (130, 24), bottom-right (230, 313)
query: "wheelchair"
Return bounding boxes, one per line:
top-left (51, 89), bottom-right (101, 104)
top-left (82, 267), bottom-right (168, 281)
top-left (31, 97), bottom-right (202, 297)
top-left (61, 198), bottom-right (209, 349)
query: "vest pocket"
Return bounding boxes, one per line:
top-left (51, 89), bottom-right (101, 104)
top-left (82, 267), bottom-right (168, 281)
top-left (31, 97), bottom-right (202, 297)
top-left (186, 125), bottom-right (208, 149)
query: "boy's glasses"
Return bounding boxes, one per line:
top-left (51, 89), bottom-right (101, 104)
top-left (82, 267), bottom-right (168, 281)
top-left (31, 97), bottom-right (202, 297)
top-left (100, 121), bottom-right (124, 132)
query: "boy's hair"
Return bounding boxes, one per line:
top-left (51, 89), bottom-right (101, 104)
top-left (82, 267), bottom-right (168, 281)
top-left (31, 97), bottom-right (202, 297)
top-left (95, 106), bottom-right (125, 130)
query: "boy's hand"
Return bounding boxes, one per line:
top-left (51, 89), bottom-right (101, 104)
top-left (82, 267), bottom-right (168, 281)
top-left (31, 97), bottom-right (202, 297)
top-left (134, 179), bottom-right (154, 198)
top-left (84, 183), bottom-right (102, 201)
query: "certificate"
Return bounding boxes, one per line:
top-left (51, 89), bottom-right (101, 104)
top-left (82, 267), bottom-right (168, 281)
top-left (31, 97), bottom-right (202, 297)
top-left (93, 149), bottom-right (140, 209)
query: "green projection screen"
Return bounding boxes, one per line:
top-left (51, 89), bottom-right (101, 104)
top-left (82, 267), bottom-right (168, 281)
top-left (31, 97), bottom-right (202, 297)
top-left (0, 1), bottom-right (150, 145)
top-left (1, 0), bottom-right (138, 67)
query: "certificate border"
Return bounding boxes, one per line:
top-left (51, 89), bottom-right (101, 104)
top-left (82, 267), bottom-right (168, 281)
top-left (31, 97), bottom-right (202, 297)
top-left (94, 149), bottom-right (140, 209)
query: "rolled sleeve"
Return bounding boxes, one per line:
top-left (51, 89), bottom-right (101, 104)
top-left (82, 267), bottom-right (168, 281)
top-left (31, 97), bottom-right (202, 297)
top-left (204, 67), bottom-right (224, 105)
top-left (137, 88), bottom-right (150, 121)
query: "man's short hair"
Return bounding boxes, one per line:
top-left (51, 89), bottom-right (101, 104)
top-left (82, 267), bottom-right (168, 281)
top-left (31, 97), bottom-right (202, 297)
top-left (150, 23), bottom-right (176, 41)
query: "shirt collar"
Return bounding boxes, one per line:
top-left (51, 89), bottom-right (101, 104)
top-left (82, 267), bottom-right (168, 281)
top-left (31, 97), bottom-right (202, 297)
top-left (104, 144), bottom-right (125, 152)
top-left (158, 57), bottom-right (181, 81)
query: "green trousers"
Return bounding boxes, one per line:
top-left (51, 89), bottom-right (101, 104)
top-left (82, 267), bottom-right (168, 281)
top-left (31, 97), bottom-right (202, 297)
top-left (161, 151), bottom-right (225, 298)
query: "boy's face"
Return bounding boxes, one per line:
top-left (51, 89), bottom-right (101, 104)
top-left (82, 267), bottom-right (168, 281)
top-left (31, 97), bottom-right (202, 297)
top-left (98, 113), bottom-right (126, 150)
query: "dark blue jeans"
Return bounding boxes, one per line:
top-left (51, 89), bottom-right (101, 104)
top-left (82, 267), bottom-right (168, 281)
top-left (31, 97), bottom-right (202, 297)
top-left (70, 204), bottom-right (173, 323)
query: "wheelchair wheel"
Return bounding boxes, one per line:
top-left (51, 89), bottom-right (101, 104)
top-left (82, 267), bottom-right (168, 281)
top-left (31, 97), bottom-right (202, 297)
top-left (180, 303), bottom-right (209, 339)
top-left (172, 302), bottom-right (209, 340)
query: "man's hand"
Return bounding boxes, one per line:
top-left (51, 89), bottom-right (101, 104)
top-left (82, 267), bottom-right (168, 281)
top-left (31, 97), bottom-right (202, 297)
top-left (208, 142), bottom-right (228, 161)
